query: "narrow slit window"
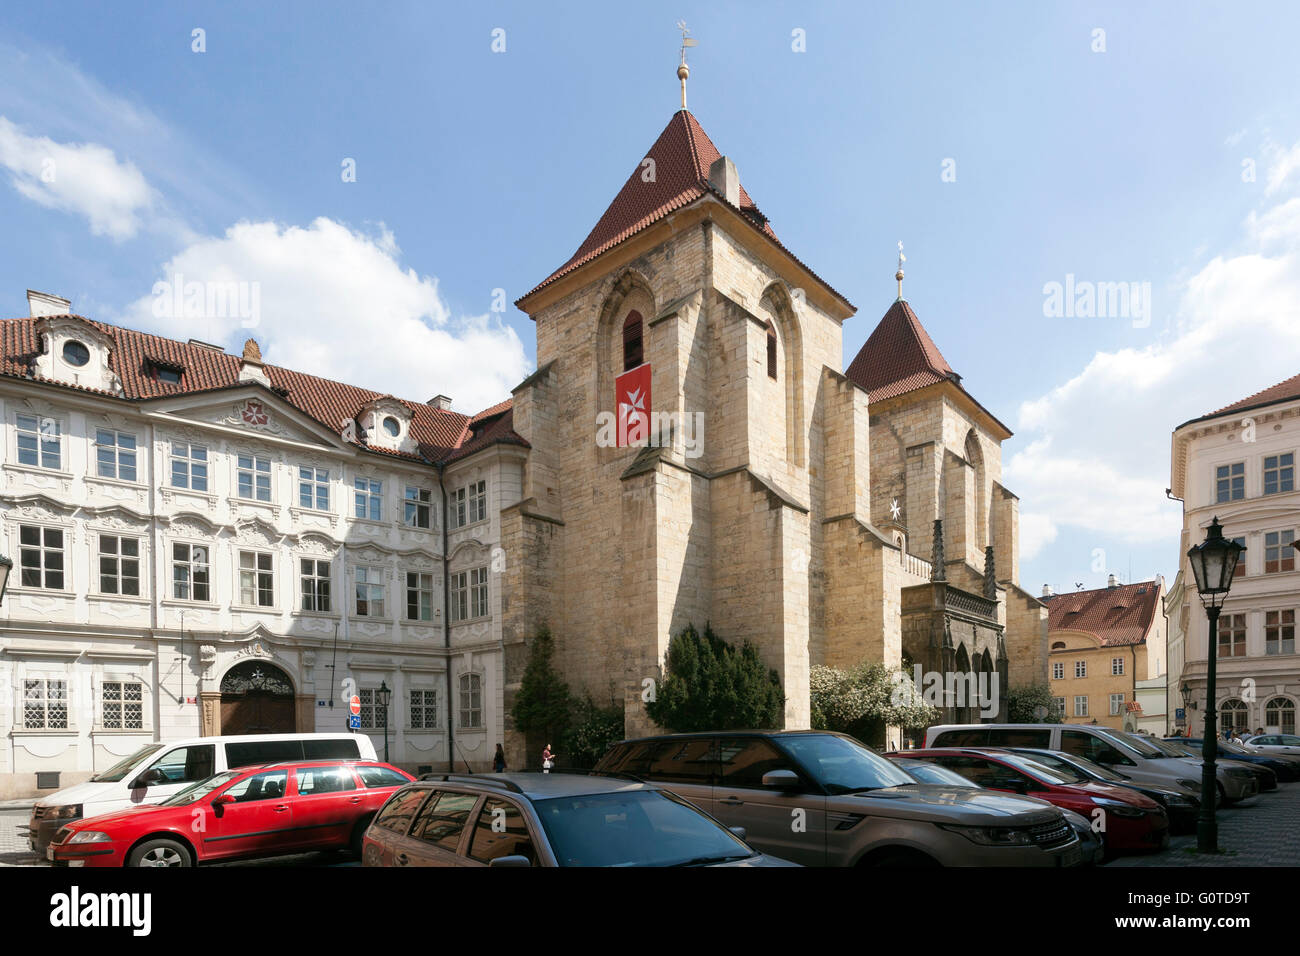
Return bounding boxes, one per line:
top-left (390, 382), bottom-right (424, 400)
top-left (766, 322), bottom-right (778, 379)
top-left (622, 310), bottom-right (643, 371)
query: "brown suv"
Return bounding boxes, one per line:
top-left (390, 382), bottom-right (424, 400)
top-left (594, 731), bottom-right (1083, 867)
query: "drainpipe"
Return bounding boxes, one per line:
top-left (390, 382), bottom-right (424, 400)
top-left (438, 463), bottom-right (453, 773)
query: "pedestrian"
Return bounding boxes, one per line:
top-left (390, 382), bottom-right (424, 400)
top-left (542, 743), bottom-right (555, 773)
top-left (493, 743), bottom-right (507, 773)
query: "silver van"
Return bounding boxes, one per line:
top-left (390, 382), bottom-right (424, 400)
top-left (922, 724), bottom-right (1257, 804)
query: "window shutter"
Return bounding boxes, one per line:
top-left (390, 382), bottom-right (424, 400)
top-left (622, 311), bottom-right (643, 371)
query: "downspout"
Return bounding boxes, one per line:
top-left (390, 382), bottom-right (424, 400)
top-left (439, 462), bottom-right (453, 773)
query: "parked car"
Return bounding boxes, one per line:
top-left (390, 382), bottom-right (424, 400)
top-left (362, 772), bottom-right (794, 867)
top-left (887, 756), bottom-right (1104, 865)
top-left (903, 748), bottom-right (1169, 854)
top-left (1243, 734), bottom-right (1300, 756)
top-left (594, 731), bottom-right (1083, 867)
top-left (45, 760), bottom-right (411, 867)
top-left (29, 732), bottom-right (376, 854)
top-left (1160, 738), bottom-right (1285, 787)
top-left (1003, 747), bottom-right (1201, 833)
top-left (924, 723), bottom-right (1257, 804)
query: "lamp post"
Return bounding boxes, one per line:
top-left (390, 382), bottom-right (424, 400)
top-left (1186, 516), bottom-right (1245, 853)
top-left (1180, 682), bottom-right (1192, 735)
top-left (377, 680), bottom-right (392, 763)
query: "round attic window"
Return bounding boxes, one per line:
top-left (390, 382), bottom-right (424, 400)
top-left (62, 340), bottom-right (90, 367)
top-left (382, 416), bottom-right (401, 437)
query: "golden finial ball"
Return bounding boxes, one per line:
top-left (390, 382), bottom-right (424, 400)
top-left (678, 63), bottom-right (690, 80)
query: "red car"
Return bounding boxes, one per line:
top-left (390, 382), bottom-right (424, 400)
top-left (904, 748), bottom-right (1169, 854)
top-left (46, 760), bottom-right (413, 867)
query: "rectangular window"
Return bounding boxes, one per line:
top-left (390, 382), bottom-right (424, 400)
top-left (1074, 660), bottom-right (1086, 679)
top-left (449, 481), bottom-right (486, 528)
top-left (239, 551), bottom-right (275, 607)
top-left (354, 478), bottom-right (383, 521)
top-left (16, 414), bottom-right (61, 469)
top-left (172, 543), bottom-right (211, 601)
top-left (298, 467), bottom-right (330, 511)
top-left (468, 481), bottom-right (487, 524)
top-left (1111, 657), bottom-right (1124, 676)
top-left (449, 571), bottom-right (467, 623)
top-left (237, 454), bottom-right (272, 501)
top-left (356, 567), bottom-right (386, 618)
top-left (95, 429), bottom-right (138, 482)
top-left (23, 679), bottom-right (68, 729)
top-left (1054, 696), bottom-right (1067, 716)
top-left (359, 688), bottom-right (376, 730)
top-left (1263, 453), bottom-right (1295, 496)
top-left (406, 572), bottom-right (434, 621)
top-left (1231, 536), bottom-right (1247, 576)
top-left (1264, 530), bottom-right (1296, 574)
top-left (1219, 613), bottom-right (1247, 658)
top-left (460, 674), bottom-right (483, 729)
top-left (101, 681), bottom-right (143, 730)
top-left (19, 525), bottom-right (65, 590)
top-left (410, 689), bottom-right (437, 729)
top-left (1109, 693), bottom-right (1125, 716)
top-left (404, 486), bottom-right (432, 528)
top-left (1052, 662), bottom-right (1064, 680)
top-left (449, 487), bottom-right (466, 529)
top-left (98, 535), bottom-right (141, 596)
top-left (471, 567), bottom-right (489, 618)
top-left (1074, 696), bottom-right (1089, 718)
top-left (170, 442), bottom-right (209, 491)
top-left (1215, 462), bottom-right (1245, 503)
top-left (300, 559), bottom-right (331, 613)
top-left (1265, 610), bottom-right (1295, 656)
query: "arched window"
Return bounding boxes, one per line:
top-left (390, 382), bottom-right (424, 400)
top-left (1051, 641), bottom-right (1066, 650)
top-left (1266, 697), bottom-right (1296, 734)
top-left (459, 673), bottom-right (483, 729)
top-left (766, 321), bottom-right (777, 379)
top-left (622, 310), bottom-right (643, 371)
top-left (1221, 698), bottom-right (1249, 736)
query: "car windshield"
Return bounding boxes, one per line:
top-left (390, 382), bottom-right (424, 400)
top-left (1160, 740), bottom-right (1197, 757)
top-left (534, 788), bottom-right (755, 867)
top-left (159, 771), bottom-right (241, 806)
top-left (1015, 750), bottom-right (1115, 782)
top-left (1051, 752), bottom-right (1126, 782)
top-left (1132, 735), bottom-right (1192, 758)
top-left (90, 745), bottom-right (164, 783)
top-left (992, 752), bottom-right (1086, 785)
top-left (777, 734), bottom-right (915, 793)
top-left (894, 760), bottom-right (976, 787)
top-left (1099, 730), bottom-right (1163, 757)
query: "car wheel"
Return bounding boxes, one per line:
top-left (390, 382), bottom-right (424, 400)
top-left (128, 838), bottom-right (192, 868)
top-left (350, 816), bottom-right (373, 857)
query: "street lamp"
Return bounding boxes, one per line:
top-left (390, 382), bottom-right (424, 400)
top-left (1186, 516), bottom-right (1245, 853)
top-left (1180, 682), bottom-right (1193, 735)
top-left (377, 680), bottom-right (392, 763)
top-left (0, 554), bottom-right (11, 605)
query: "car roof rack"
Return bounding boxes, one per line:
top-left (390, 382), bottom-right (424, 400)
top-left (418, 773), bottom-right (525, 794)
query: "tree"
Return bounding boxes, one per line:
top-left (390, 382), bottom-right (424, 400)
top-left (1005, 682), bottom-right (1063, 723)
top-left (561, 695), bottom-right (625, 769)
top-left (646, 623), bottom-right (784, 732)
top-left (511, 625), bottom-right (573, 762)
top-left (809, 662), bottom-right (939, 747)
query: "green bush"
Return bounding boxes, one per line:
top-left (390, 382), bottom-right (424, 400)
top-left (561, 696), bottom-right (625, 769)
top-left (810, 662), bottom-right (939, 747)
top-left (646, 623), bottom-right (785, 732)
top-left (1005, 682), bottom-right (1063, 723)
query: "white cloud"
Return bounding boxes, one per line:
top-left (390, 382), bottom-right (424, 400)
top-left (1007, 165), bottom-right (1300, 552)
top-left (1017, 510), bottom-right (1058, 561)
top-left (122, 218), bottom-right (530, 414)
top-left (1264, 139), bottom-right (1300, 195)
top-left (0, 116), bottom-right (157, 240)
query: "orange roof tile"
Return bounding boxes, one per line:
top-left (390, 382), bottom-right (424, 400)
top-left (1043, 580), bottom-right (1162, 647)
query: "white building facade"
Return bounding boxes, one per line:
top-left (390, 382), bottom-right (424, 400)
top-left (0, 297), bottom-right (521, 797)
top-left (1167, 373), bottom-right (1300, 739)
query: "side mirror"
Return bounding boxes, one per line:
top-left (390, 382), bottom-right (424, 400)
top-left (487, 855), bottom-right (532, 868)
top-left (728, 826), bottom-right (748, 841)
top-left (213, 794), bottom-right (236, 805)
top-left (132, 769), bottom-right (167, 788)
top-left (761, 770), bottom-right (800, 790)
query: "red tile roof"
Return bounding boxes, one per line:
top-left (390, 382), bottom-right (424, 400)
top-left (518, 110), bottom-right (851, 310)
top-left (845, 299), bottom-right (956, 403)
top-left (0, 314), bottom-right (524, 466)
top-left (1181, 370), bottom-right (1300, 428)
top-left (1043, 580), bottom-right (1163, 647)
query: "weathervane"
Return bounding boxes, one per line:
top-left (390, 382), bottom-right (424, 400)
top-left (676, 20), bottom-right (697, 110)
top-left (896, 241), bottom-right (906, 300)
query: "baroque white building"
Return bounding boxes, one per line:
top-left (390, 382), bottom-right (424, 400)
top-left (0, 291), bottom-right (525, 797)
top-left (1167, 371), bottom-right (1300, 737)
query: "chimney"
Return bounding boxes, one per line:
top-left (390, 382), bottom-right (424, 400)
top-left (1107, 573), bottom-right (1119, 588)
top-left (708, 156), bottom-right (740, 207)
top-left (428, 395), bottom-right (453, 411)
top-left (27, 290), bottom-right (71, 317)
top-left (1042, 584), bottom-right (1053, 597)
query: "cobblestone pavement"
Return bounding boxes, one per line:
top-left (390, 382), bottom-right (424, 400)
top-left (1108, 781), bottom-right (1300, 867)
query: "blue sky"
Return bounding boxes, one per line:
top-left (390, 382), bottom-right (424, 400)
top-left (3, 1), bottom-right (1300, 596)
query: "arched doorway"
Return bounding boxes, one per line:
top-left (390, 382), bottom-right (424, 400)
top-left (220, 660), bottom-right (296, 735)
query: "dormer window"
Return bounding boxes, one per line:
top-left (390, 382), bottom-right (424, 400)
top-left (382, 416), bottom-right (401, 437)
top-left (62, 341), bottom-right (90, 367)
top-left (147, 360), bottom-right (184, 385)
top-left (356, 397), bottom-right (414, 454)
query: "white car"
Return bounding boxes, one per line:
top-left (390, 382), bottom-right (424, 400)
top-left (1244, 734), bottom-right (1300, 756)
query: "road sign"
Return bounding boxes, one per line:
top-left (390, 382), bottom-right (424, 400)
top-left (349, 695), bottom-right (361, 716)
top-left (348, 714), bottom-right (361, 730)
top-left (1175, 708), bottom-right (1186, 721)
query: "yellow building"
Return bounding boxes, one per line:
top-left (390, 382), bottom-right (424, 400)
top-left (1043, 578), bottom-right (1167, 730)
